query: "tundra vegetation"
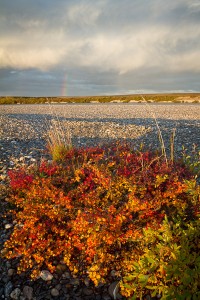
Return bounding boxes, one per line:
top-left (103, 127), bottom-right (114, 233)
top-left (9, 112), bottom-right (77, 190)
top-left (1, 97), bottom-right (200, 299)
top-left (0, 93), bottom-right (200, 104)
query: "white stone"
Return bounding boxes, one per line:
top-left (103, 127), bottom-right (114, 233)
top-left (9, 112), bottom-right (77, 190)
top-left (40, 270), bottom-right (53, 281)
top-left (5, 224), bottom-right (13, 229)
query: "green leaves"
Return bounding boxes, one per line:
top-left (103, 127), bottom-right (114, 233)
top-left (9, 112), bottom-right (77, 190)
top-left (138, 274), bottom-right (149, 285)
top-left (121, 217), bottom-right (200, 299)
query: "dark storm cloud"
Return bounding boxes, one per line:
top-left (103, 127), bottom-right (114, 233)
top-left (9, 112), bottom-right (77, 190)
top-left (0, 0), bottom-right (200, 95)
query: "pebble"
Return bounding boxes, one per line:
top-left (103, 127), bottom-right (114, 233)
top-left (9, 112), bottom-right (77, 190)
top-left (82, 287), bottom-right (93, 296)
top-left (84, 278), bottom-right (90, 287)
top-left (50, 288), bottom-right (59, 297)
top-left (108, 281), bottom-right (120, 299)
top-left (70, 278), bottom-right (80, 286)
top-left (4, 281), bottom-right (13, 297)
top-left (5, 224), bottom-right (13, 229)
top-left (40, 270), bottom-right (53, 281)
top-left (22, 286), bottom-right (33, 300)
top-left (10, 288), bottom-right (21, 299)
top-left (8, 269), bottom-right (15, 277)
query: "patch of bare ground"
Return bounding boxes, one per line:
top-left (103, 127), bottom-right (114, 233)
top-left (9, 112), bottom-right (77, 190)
top-left (175, 96), bottom-right (200, 103)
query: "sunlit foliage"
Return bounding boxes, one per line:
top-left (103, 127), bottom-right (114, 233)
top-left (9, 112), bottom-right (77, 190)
top-left (2, 142), bottom-right (199, 299)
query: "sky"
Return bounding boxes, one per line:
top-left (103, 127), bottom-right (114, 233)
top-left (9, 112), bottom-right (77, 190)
top-left (0, 0), bottom-right (200, 96)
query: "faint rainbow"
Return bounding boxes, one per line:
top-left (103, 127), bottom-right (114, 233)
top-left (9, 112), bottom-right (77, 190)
top-left (61, 73), bottom-right (67, 96)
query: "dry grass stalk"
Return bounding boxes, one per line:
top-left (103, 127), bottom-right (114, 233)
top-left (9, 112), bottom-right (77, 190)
top-left (140, 95), bottom-right (168, 165)
top-left (45, 101), bottom-right (72, 161)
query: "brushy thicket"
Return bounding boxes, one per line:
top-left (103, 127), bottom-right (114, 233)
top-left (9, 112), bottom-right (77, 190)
top-left (2, 142), bottom-right (200, 300)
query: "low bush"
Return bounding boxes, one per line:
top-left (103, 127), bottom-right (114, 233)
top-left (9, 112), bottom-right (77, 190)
top-left (121, 217), bottom-right (200, 299)
top-left (2, 142), bottom-right (200, 299)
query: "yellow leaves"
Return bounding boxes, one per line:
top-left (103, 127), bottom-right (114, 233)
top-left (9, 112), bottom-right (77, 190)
top-left (126, 196), bottom-right (140, 211)
top-left (155, 174), bottom-right (168, 188)
top-left (74, 169), bottom-right (83, 182)
top-left (88, 265), bottom-right (102, 286)
top-left (89, 264), bottom-right (99, 272)
top-left (73, 266), bottom-right (78, 274)
top-left (59, 229), bottom-right (66, 237)
top-left (63, 253), bottom-right (71, 266)
top-left (158, 264), bottom-right (166, 276)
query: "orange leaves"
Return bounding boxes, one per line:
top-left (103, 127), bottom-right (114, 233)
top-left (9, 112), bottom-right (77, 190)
top-left (3, 142), bottom-right (199, 287)
top-left (32, 253), bottom-right (44, 264)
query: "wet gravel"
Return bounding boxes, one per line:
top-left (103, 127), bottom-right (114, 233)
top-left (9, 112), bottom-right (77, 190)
top-left (0, 103), bottom-right (200, 299)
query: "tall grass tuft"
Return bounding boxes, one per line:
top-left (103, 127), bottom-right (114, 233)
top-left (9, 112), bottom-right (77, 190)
top-left (45, 102), bottom-right (72, 161)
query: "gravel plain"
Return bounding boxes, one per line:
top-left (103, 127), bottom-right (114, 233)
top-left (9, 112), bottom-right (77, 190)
top-left (0, 103), bottom-right (200, 300)
top-left (0, 103), bottom-right (200, 169)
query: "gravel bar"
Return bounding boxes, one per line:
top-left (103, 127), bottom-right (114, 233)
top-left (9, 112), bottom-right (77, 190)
top-left (1, 103), bottom-right (200, 168)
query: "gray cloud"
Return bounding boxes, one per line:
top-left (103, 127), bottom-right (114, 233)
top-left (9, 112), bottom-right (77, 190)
top-left (0, 0), bottom-right (200, 95)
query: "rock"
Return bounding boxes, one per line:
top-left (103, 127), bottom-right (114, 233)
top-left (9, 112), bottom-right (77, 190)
top-left (55, 284), bottom-right (62, 291)
top-left (83, 287), bottom-right (93, 296)
top-left (10, 288), bottom-right (21, 299)
top-left (40, 270), bottom-right (53, 281)
top-left (5, 223), bottom-right (13, 229)
top-left (70, 278), bottom-right (80, 286)
top-left (0, 287), bottom-right (4, 297)
top-left (108, 281), bottom-right (120, 299)
top-left (23, 286), bottom-right (33, 300)
top-left (6, 261), bottom-right (12, 268)
top-left (50, 288), bottom-right (59, 297)
top-left (102, 295), bottom-right (112, 300)
top-left (8, 269), bottom-right (15, 276)
top-left (61, 271), bottom-right (71, 279)
top-left (84, 278), bottom-right (90, 287)
top-left (110, 270), bottom-right (118, 277)
top-left (5, 281), bottom-right (13, 297)
top-left (30, 158), bottom-right (36, 162)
